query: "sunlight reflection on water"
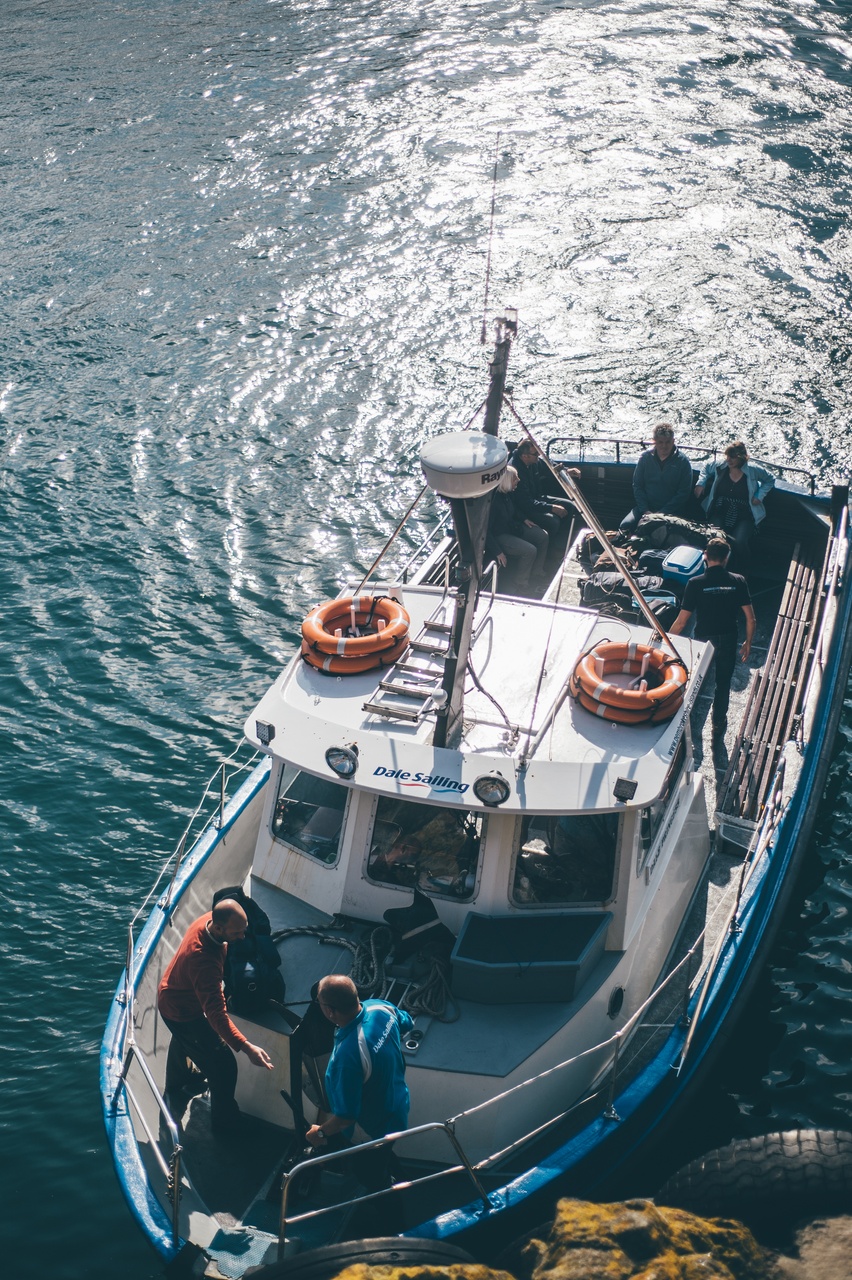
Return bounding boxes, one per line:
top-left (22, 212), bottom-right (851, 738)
top-left (1, 0), bottom-right (852, 1274)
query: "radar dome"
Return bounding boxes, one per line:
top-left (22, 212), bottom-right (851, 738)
top-left (420, 432), bottom-right (508, 500)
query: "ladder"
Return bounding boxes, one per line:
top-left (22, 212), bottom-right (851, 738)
top-left (362, 612), bottom-right (453, 723)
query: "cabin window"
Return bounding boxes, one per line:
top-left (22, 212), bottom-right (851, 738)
top-left (366, 797), bottom-right (484, 901)
top-left (271, 767), bottom-right (349, 866)
top-left (638, 737), bottom-right (688, 872)
top-left (511, 813), bottom-right (619, 906)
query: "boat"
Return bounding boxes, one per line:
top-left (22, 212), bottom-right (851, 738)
top-left (101, 311), bottom-right (852, 1277)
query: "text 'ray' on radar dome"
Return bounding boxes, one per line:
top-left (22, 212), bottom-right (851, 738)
top-left (420, 431), bottom-right (508, 500)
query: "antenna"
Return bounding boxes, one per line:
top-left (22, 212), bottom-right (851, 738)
top-left (480, 132), bottom-right (501, 345)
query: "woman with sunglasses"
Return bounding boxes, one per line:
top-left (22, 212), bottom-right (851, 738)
top-left (695, 441), bottom-right (775, 576)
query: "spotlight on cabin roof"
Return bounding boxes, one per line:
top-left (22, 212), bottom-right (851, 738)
top-left (473, 772), bottom-right (511, 807)
top-left (420, 431), bottom-right (508, 500)
top-left (325, 745), bottom-right (359, 779)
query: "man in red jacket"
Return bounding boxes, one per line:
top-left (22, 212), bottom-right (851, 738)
top-left (158, 899), bottom-right (273, 1135)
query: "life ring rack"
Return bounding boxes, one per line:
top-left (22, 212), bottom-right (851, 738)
top-left (569, 639), bottom-right (688, 725)
top-left (300, 595), bottom-right (411, 676)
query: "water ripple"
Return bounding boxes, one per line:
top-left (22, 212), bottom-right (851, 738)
top-left (2, 0), bottom-right (852, 1272)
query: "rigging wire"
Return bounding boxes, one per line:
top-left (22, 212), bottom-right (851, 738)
top-left (503, 398), bottom-right (681, 656)
top-left (354, 483), bottom-right (427, 594)
top-left (480, 132), bottom-right (501, 345)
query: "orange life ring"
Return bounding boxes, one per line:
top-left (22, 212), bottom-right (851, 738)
top-left (572, 685), bottom-right (684, 725)
top-left (301, 595), bottom-right (410, 658)
top-left (569, 641), bottom-right (687, 725)
top-left (300, 634), bottom-right (410, 676)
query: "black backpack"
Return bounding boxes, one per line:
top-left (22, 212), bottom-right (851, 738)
top-left (212, 885), bottom-right (287, 1016)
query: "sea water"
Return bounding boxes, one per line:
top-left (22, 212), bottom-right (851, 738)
top-left (1, 1), bottom-right (851, 1275)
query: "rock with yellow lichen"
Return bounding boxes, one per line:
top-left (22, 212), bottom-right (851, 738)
top-left (329, 1268), bottom-right (514, 1280)
top-left (323, 1199), bottom-right (771, 1280)
top-left (517, 1198), bottom-right (771, 1280)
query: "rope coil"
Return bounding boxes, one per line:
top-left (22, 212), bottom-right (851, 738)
top-left (273, 919), bottom-right (458, 1021)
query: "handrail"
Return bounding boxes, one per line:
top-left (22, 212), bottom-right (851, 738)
top-left (794, 509), bottom-right (848, 746)
top-left (162, 743), bottom-right (262, 911)
top-left (676, 760), bottom-right (791, 1071)
top-left (110, 736), bottom-right (264, 1244)
top-left (277, 1121), bottom-right (491, 1255)
top-left (450, 933), bottom-right (702, 1134)
top-left (116, 740), bottom-right (261, 1064)
top-left (395, 509), bottom-right (453, 583)
top-left (116, 1044), bottom-right (183, 1246)
top-left (472, 558), bottom-right (500, 642)
top-left (126, 740), bottom-right (261, 934)
top-left (355, 485), bottom-right (429, 594)
top-left (545, 435), bottom-right (818, 494)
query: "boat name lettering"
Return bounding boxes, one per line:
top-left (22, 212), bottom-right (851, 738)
top-left (372, 766), bottom-right (469, 794)
top-left (666, 673), bottom-right (706, 758)
top-left (645, 791), bottom-right (683, 883)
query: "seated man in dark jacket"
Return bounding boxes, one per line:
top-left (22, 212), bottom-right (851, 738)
top-left (620, 423), bottom-right (694, 534)
top-left (509, 441), bottom-right (573, 545)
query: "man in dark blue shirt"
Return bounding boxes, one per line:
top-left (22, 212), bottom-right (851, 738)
top-left (620, 423), bottom-right (695, 534)
top-left (670, 538), bottom-right (755, 740)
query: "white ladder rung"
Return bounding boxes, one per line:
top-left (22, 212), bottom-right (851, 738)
top-left (361, 606), bottom-right (452, 723)
top-left (379, 679), bottom-right (442, 697)
top-left (410, 637), bottom-right (451, 655)
top-left (361, 700), bottom-right (425, 722)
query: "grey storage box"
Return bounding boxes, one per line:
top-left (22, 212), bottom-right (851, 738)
top-left (450, 911), bottom-right (612, 1004)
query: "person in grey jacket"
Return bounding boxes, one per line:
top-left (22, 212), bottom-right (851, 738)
top-left (620, 424), bottom-right (695, 534)
top-left (695, 441), bottom-right (775, 575)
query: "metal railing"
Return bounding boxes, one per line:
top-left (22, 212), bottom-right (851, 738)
top-left (546, 435), bottom-right (819, 494)
top-left (676, 758), bottom-right (791, 1070)
top-left (123, 740), bottom-right (262, 944)
top-left (797, 506), bottom-right (849, 734)
top-left (268, 931), bottom-right (709, 1256)
top-left (109, 738), bottom-right (264, 1245)
top-left (277, 1121), bottom-right (491, 1255)
top-left (115, 1042), bottom-right (184, 1247)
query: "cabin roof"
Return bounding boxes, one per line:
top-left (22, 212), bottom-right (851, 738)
top-left (245, 584), bottom-right (713, 812)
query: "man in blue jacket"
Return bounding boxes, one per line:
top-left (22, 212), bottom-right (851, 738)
top-left (620, 423), bottom-right (695, 534)
top-left (306, 975), bottom-right (412, 1197)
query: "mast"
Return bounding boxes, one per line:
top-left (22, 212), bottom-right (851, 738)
top-left (426, 313), bottom-right (516, 749)
top-left (482, 309), bottom-right (517, 437)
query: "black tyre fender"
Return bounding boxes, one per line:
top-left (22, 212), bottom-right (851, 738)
top-left (250, 1236), bottom-right (476, 1280)
top-left (654, 1129), bottom-right (852, 1240)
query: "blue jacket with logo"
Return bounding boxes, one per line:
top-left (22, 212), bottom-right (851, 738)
top-left (325, 999), bottom-right (413, 1139)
